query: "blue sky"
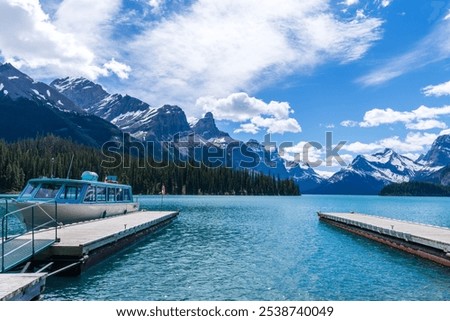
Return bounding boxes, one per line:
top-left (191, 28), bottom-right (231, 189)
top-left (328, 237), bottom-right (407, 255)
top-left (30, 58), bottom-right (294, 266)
top-left (1, 0), bottom-right (450, 175)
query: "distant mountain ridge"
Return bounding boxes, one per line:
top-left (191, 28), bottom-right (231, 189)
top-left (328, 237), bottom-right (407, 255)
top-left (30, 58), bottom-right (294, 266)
top-left (311, 140), bottom-right (449, 194)
top-left (0, 63), bottom-right (122, 147)
top-left (0, 63), bottom-right (84, 113)
top-left (50, 75), bottom-right (324, 191)
top-left (2, 63), bottom-right (449, 195)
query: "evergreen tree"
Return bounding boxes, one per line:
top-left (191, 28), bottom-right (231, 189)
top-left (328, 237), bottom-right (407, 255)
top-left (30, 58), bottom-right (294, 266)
top-left (0, 135), bottom-right (301, 196)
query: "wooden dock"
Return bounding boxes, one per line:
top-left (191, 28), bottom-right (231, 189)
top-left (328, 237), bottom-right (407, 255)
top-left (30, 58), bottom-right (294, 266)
top-left (0, 273), bottom-right (47, 301)
top-left (17, 210), bottom-right (179, 275)
top-left (318, 212), bottom-right (450, 267)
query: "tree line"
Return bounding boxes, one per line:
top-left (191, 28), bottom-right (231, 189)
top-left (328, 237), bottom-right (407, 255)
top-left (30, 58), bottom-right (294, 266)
top-left (0, 135), bottom-right (300, 196)
top-left (379, 181), bottom-right (450, 197)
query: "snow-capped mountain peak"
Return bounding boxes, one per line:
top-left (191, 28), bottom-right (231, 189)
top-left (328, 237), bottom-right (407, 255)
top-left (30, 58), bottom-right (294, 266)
top-left (0, 63), bottom-right (83, 113)
top-left (420, 134), bottom-right (450, 167)
top-left (349, 148), bottom-right (422, 183)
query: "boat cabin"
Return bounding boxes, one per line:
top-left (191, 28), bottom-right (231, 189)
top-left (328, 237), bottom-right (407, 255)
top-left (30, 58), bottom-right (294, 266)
top-left (17, 173), bottom-right (133, 204)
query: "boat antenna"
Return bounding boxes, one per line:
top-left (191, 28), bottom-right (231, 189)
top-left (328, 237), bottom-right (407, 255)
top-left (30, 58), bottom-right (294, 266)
top-left (50, 157), bottom-right (55, 178)
top-left (66, 154), bottom-right (75, 179)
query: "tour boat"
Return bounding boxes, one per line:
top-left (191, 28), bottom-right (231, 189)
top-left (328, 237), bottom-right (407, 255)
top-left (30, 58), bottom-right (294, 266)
top-left (13, 171), bottom-right (139, 230)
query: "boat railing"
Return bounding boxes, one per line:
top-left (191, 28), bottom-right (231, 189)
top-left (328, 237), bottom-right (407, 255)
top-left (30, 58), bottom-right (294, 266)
top-left (1, 198), bottom-right (58, 273)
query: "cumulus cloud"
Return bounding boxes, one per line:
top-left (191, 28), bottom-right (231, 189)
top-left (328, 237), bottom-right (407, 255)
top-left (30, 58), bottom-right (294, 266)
top-left (103, 58), bottom-right (132, 79)
top-left (422, 80), bottom-right (450, 97)
top-left (281, 141), bottom-right (323, 164)
top-left (405, 119), bottom-right (447, 130)
top-left (281, 140), bottom-right (353, 167)
top-left (379, 133), bottom-right (437, 153)
top-left (0, 0), bottom-right (127, 80)
top-left (196, 92), bottom-right (301, 134)
top-left (342, 132), bottom-right (438, 155)
top-left (359, 108), bottom-right (415, 127)
top-left (128, 0), bottom-right (383, 112)
top-left (345, 105), bottom-right (450, 129)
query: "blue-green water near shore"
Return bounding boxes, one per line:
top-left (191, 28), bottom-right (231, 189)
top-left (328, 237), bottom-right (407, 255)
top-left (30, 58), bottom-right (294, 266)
top-left (39, 195), bottom-right (450, 300)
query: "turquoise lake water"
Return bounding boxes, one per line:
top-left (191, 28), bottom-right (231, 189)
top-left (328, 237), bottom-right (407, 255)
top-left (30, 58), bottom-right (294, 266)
top-left (38, 195), bottom-right (450, 300)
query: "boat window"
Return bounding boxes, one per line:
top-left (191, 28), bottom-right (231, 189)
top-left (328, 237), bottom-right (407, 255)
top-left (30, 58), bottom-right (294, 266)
top-left (20, 182), bottom-right (39, 198)
top-left (96, 187), bottom-right (106, 202)
top-left (123, 188), bottom-right (131, 201)
top-left (107, 187), bottom-right (116, 202)
top-left (116, 188), bottom-right (124, 201)
top-left (35, 183), bottom-right (63, 199)
top-left (59, 185), bottom-right (81, 200)
top-left (84, 185), bottom-right (95, 202)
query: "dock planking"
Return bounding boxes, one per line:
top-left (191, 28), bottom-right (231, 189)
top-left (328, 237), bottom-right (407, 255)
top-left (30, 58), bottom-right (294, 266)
top-left (318, 212), bottom-right (450, 267)
top-left (0, 273), bottom-right (47, 301)
top-left (17, 210), bottom-right (179, 275)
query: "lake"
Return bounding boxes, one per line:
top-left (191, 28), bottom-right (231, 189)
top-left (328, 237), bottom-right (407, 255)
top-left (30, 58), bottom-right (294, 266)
top-left (40, 195), bottom-right (450, 300)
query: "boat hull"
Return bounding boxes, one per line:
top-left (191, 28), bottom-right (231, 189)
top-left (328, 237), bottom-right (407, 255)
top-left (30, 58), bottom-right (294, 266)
top-left (13, 201), bottom-right (139, 230)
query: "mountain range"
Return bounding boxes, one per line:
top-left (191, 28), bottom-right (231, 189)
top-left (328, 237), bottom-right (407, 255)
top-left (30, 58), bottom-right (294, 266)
top-left (1, 62), bottom-right (449, 194)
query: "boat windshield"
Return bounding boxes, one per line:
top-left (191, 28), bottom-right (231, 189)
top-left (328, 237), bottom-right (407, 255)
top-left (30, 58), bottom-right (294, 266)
top-left (34, 183), bottom-right (63, 199)
top-left (20, 182), bottom-right (39, 198)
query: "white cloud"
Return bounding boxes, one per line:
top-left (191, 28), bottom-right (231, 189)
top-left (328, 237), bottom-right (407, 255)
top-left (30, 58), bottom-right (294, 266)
top-left (405, 119), bottom-right (447, 130)
top-left (0, 0), bottom-right (384, 114)
top-left (440, 128), bottom-right (450, 135)
top-left (342, 141), bottom-right (383, 153)
top-left (445, 10), bottom-right (450, 20)
top-left (342, 0), bottom-right (359, 6)
top-left (0, 0), bottom-right (127, 80)
top-left (234, 123), bottom-right (260, 135)
top-left (378, 0), bottom-right (391, 8)
top-left (422, 80), bottom-right (450, 97)
top-left (196, 92), bottom-right (301, 134)
top-left (359, 17), bottom-right (450, 86)
top-left (281, 141), bottom-right (323, 164)
top-left (379, 136), bottom-right (424, 153)
top-left (127, 0), bottom-right (383, 112)
top-left (0, 0), bottom-right (96, 77)
top-left (148, 0), bottom-right (164, 14)
top-left (340, 120), bottom-right (359, 127)
top-left (403, 132), bottom-right (438, 146)
top-left (241, 116), bottom-right (302, 135)
top-left (54, 0), bottom-right (120, 46)
top-left (280, 141), bottom-right (353, 167)
top-left (359, 108), bottom-right (415, 127)
top-left (342, 132), bottom-right (438, 155)
top-left (356, 105), bottom-right (450, 129)
top-left (103, 58), bottom-right (132, 80)
top-left (378, 132), bottom-right (436, 153)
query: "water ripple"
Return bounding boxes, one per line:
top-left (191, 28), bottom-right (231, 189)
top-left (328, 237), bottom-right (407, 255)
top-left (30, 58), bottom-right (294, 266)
top-left (45, 195), bottom-right (450, 300)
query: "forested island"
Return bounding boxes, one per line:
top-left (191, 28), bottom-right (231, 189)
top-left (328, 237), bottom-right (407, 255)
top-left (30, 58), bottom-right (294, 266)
top-left (0, 135), bottom-right (300, 196)
top-left (379, 182), bottom-right (450, 197)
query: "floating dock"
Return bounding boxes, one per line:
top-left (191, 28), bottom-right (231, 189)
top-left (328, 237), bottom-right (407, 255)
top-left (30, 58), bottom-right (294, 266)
top-left (0, 273), bottom-right (47, 301)
top-left (0, 210), bottom-right (178, 300)
top-left (28, 210), bottom-right (179, 275)
top-left (318, 212), bottom-right (450, 267)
